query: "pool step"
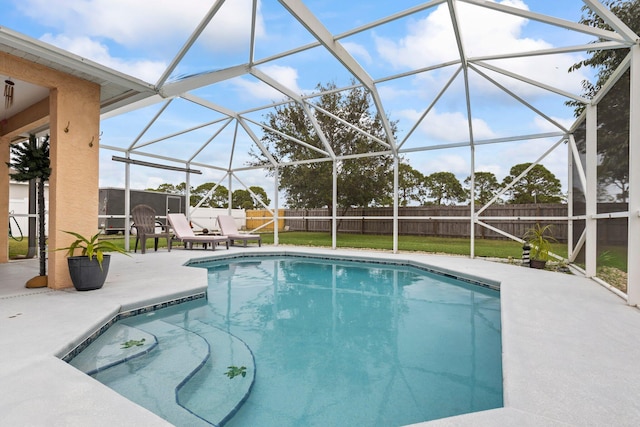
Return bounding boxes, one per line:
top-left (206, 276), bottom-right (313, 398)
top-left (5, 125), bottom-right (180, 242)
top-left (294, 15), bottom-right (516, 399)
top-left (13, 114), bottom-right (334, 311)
top-left (90, 319), bottom-right (214, 426)
top-left (72, 317), bottom-right (256, 427)
top-left (175, 319), bottom-right (255, 426)
top-left (69, 323), bottom-right (158, 376)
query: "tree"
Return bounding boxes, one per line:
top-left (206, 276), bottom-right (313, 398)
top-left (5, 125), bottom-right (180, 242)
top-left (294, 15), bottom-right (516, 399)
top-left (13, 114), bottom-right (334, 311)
top-left (502, 163), bottom-right (563, 204)
top-left (149, 182), bottom-right (270, 208)
top-left (464, 171), bottom-right (502, 206)
top-left (397, 163), bottom-right (426, 206)
top-left (232, 189), bottom-right (253, 209)
top-left (191, 182), bottom-right (229, 207)
top-left (7, 135), bottom-right (50, 284)
top-left (568, 0), bottom-right (639, 115)
top-left (248, 186), bottom-right (271, 208)
top-left (147, 182), bottom-right (192, 197)
top-left (252, 81), bottom-right (396, 209)
top-left (567, 0), bottom-right (639, 202)
top-left (424, 171), bottom-right (466, 205)
top-left (148, 183), bottom-right (185, 194)
top-left (231, 187), bottom-right (271, 210)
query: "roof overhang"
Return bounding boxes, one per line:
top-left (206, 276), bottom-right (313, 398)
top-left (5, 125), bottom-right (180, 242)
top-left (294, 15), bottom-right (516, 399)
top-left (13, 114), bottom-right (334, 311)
top-left (0, 26), bottom-right (158, 119)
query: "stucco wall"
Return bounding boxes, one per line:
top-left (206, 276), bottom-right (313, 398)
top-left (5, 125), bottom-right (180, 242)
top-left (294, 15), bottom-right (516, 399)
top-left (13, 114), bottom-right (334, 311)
top-left (1, 52), bottom-right (100, 289)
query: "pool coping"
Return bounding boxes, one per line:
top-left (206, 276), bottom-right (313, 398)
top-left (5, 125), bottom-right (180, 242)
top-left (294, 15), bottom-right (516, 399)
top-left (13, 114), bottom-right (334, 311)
top-left (2, 246), bottom-right (640, 426)
top-left (65, 250), bottom-right (500, 426)
top-left (60, 293), bottom-right (207, 363)
top-left (186, 249), bottom-right (502, 291)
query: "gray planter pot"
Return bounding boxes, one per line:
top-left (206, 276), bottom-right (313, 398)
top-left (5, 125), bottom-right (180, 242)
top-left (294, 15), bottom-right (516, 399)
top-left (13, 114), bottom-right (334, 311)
top-left (529, 259), bottom-right (547, 269)
top-left (67, 255), bottom-right (111, 291)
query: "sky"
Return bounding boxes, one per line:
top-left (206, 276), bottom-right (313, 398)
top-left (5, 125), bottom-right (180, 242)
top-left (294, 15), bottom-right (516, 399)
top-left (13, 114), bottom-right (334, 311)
top-left (2, 0), bottom-right (613, 207)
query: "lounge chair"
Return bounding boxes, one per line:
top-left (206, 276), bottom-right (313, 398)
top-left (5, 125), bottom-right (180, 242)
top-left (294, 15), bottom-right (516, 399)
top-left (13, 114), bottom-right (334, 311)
top-left (217, 215), bottom-right (262, 247)
top-left (131, 204), bottom-right (172, 254)
top-left (167, 213), bottom-right (230, 250)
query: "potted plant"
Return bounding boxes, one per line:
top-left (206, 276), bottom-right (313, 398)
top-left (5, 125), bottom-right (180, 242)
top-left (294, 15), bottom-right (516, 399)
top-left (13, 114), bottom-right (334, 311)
top-left (523, 224), bottom-right (557, 269)
top-left (56, 230), bottom-right (129, 291)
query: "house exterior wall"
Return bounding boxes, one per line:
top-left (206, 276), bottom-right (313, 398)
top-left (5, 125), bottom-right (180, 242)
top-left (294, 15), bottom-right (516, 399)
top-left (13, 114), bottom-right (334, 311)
top-left (0, 51), bottom-right (100, 289)
top-left (0, 137), bottom-right (9, 262)
top-left (48, 83), bottom-right (100, 289)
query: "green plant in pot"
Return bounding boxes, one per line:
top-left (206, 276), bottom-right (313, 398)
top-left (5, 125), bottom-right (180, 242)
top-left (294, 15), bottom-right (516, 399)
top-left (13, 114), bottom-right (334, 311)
top-left (523, 224), bottom-right (557, 269)
top-left (56, 230), bottom-right (129, 291)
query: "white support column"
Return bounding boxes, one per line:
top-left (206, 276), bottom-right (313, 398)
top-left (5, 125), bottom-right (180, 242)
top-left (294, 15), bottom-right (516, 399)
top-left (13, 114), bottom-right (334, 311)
top-left (585, 104), bottom-right (597, 278)
top-left (185, 165), bottom-right (191, 220)
top-left (227, 173), bottom-right (233, 214)
top-left (124, 160), bottom-right (131, 251)
top-left (274, 167), bottom-right (279, 246)
top-left (470, 145), bottom-right (475, 258)
top-left (393, 156), bottom-right (399, 254)
top-left (627, 44), bottom-right (640, 306)
top-left (332, 160), bottom-right (337, 250)
top-left (567, 137), bottom-right (574, 260)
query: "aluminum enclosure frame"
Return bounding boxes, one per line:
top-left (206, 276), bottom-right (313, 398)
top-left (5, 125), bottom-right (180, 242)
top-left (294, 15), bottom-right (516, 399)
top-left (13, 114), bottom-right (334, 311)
top-left (99, 0), bottom-right (639, 305)
top-left (2, 1), bottom-right (638, 303)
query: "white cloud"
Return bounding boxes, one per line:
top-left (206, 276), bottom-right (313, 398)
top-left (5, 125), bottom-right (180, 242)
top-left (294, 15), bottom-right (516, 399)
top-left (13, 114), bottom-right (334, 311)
top-left (233, 65), bottom-right (303, 101)
top-left (342, 42), bottom-right (373, 65)
top-left (142, 176), bottom-right (170, 191)
top-left (374, 0), bottom-right (589, 96)
top-left (473, 162), bottom-right (503, 177)
top-left (375, 0), bottom-right (532, 68)
top-left (398, 107), bottom-right (496, 142)
top-left (375, 4), bottom-right (456, 69)
top-left (22, 0), bottom-right (267, 83)
top-left (474, 137), bottom-right (569, 188)
top-left (40, 34), bottom-right (167, 82)
top-left (377, 84), bottom-right (407, 103)
top-left (533, 115), bottom-right (575, 133)
top-left (421, 153), bottom-right (469, 175)
top-left (20, 0), bottom-right (264, 52)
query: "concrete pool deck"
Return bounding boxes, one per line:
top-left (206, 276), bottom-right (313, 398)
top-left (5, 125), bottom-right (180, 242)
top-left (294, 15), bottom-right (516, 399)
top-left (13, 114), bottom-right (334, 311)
top-left (1, 246), bottom-right (639, 426)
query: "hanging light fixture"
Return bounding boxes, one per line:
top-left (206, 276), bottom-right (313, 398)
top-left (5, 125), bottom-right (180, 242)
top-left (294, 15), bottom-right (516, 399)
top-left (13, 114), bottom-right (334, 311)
top-left (4, 79), bottom-right (15, 109)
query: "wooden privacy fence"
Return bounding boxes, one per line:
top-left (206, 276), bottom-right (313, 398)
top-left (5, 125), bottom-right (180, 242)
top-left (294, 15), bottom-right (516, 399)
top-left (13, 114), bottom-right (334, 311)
top-left (250, 204), bottom-right (570, 242)
top-left (246, 209), bottom-right (286, 232)
top-left (248, 203), bottom-right (631, 245)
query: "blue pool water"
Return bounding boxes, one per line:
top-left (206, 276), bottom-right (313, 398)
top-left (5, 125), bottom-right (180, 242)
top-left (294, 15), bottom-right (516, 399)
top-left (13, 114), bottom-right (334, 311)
top-left (71, 255), bottom-right (503, 426)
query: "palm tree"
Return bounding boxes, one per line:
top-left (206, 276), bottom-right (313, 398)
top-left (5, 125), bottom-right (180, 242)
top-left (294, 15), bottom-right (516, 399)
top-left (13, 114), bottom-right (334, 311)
top-left (7, 134), bottom-right (50, 285)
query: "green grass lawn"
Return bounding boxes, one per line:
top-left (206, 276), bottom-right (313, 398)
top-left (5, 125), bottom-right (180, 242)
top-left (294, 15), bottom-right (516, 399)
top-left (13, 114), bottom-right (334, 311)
top-left (260, 232), bottom-right (568, 260)
top-left (7, 231), bottom-right (597, 269)
top-left (8, 237), bottom-right (29, 259)
top-left (10, 231), bottom-right (628, 292)
top-left (596, 245), bottom-right (628, 271)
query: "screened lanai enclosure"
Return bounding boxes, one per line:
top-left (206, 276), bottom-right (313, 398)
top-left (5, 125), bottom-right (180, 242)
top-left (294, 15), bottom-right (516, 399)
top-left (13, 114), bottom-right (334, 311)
top-left (2, 1), bottom-right (639, 303)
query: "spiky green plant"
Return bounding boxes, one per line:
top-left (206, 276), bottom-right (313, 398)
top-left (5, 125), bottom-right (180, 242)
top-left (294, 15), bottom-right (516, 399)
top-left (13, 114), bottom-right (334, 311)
top-left (56, 230), bottom-right (130, 269)
top-left (523, 224), bottom-right (558, 261)
top-left (6, 134), bottom-right (50, 276)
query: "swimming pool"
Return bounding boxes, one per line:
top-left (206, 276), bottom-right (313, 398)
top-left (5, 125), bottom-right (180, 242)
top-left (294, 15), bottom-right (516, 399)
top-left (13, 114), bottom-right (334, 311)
top-left (70, 254), bottom-right (502, 426)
